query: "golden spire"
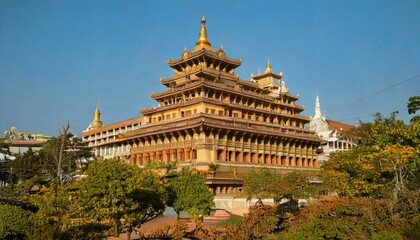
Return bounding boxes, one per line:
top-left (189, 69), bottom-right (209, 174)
top-left (193, 16), bottom-right (215, 52)
top-left (92, 102), bottom-right (103, 129)
top-left (265, 58), bottom-right (272, 73)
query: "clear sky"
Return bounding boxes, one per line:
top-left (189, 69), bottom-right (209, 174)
top-left (0, 0), bottom-right (419, 137)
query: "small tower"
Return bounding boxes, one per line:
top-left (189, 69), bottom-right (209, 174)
top-left (251, 59), bottom-right (287, 97)
top-left (91, 102), bottom-right (103, 129)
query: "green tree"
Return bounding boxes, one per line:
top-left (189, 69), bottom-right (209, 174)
top-left (144, 160), bottom-right (178, 183)
top-left (322, 147), bottom-right (386, 198)
top-left (21, 179), bottom-right (109, 240)
top-left (243, 168), bottom-right (321, 203)
top-left (243, 168), bottom-right (281, 203)
top-left (408, 96), bottom-right (420, 123)
top-left (0, 204), bottom-right (31, 239)
top-left (39, 124), bottom-right (92, 185)
top-left (408, 96), bottom-right (420, 115)
top-left (79, 158), bottom-right (165, 240)
top-left (282, 171), bottom-right (321, 200)
top-left (322, 112), bottom-right (420, 200)
top-left (28, 182), bottom-right (81, 239)
top-left (0, 141), bottom-right (14, 185)
top-left (6, 125), bottom-right (92, 185)
top-left (168, 170), bottom-right (214, 218)
top-left (8, 148), bottom-right (43, 183)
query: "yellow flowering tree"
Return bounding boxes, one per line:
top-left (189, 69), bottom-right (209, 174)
top-left (322, 112), bottom-right (419, 200)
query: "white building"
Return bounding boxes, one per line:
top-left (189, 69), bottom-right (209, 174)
top-left (309, 96), bottom-right (358, 163)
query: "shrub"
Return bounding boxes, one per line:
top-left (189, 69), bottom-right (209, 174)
top-left (0, 204), bottom-right (31, 239)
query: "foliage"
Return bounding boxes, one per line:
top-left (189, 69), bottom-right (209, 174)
top-left (407, 96), bottom-right (420, 115)
top-left (168, 170), bottom-right (214, 218)
top-left (392, 190), bottom-right (420, 239)
top-left (144, 160), bottom-right (178, 182)
top-left (216, 215), bottom-right (243, 227)
top-left (60, 222), bottom-right (110, 240)
top-left (147, 220), bottom-right (189, 240)
top-left (39, 126), bottom-right (92, 184)
top-left (0, 141), bottom-right (9, 154)
top-left (322, 147), bottom-right (386, 198)
top-left (243, 168), bottom-right (281, 202)
top-left (280, 171), bottom-right (322, 202)
top-left (6, 130), bottom-right (92, 185)
top-left (0, 142), bottom-right (15, 185)
top-left (280, 196), bottom-right (419, 240)
top-left (27, 181), bottom-right (91, 239)
top-left (0, 204), bottom-right (31, 239)
top-left (208, 163), bottom-right (220, 177)
top-left (79, 158), bottom-right (165, 239)
top-left (245, 204), bottom-right (278, 238)
top-left (226, 205), bottom-right (278, 239)
top-left (322, 112), bottom-right (420, 199)
top-left (2, 176), bottom-right (108, 240)
top-left (243, 168), bottom-right (321, 203)
top-left (7, 149), bottom-right (43, 183)
top-left (0, 183), bottom-right (40, 218)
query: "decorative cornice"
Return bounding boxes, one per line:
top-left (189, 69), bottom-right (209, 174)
top-left (118, 113), bottom-right (319, 143)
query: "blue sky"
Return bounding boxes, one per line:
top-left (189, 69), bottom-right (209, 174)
top-left (0, 0), bottom-right (419, 137)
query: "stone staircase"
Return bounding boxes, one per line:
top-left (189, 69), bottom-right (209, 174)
top-left (203, 210), bottom-right (231, 225)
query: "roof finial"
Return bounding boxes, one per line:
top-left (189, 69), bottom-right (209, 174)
top-left (265, 58), bottom-right (272, 73)
top-left (92, 101), bottom-right (103, 129)
top-left (314, 95), bottom-right (322, 119)
top-left (193, 16), bottom-right (215, 52)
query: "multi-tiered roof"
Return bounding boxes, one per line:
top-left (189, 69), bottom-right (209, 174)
top-left (116, 17), bottom-right (317, 148)
top-left (84, 17), bottom-right (321, 182)
top-left (141, 17), bottom-right (303, 120)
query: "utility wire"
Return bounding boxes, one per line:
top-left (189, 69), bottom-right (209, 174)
top-left (326, 74), bottom-right (419, 122)
top-left (336, 107), bottom-right (410, 123)
top-left (331, 74), bottom-right (420, 113)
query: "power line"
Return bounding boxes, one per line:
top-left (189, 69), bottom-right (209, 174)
top-left (331, 74), bottom-right (420, 112)
top-left (336, 107), bottom-right (410, 123)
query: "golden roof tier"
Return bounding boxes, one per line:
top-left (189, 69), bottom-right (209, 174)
top-left (251, 59), bottom-right (283, 80)
top-left (251, 59), bottom-right (289, 97)
top-left (164, 17), bottom-right (241, 88)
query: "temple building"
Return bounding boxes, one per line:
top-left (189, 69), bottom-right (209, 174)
top-left (309, 96), bottom-right (358, 163)
top-left (82, 17), bottom-right (321, 195)
top-left (82, 104), bottom-right (145, 159)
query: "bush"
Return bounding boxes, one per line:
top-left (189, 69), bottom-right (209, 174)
top-left (226, 204), bottom-right (278, 239)
top-left (216, 215), bottom-right (243, 227)
top-left (0, 204), bottom-right (31, 239)
top-left (281, 197), bottom-right (413, 239)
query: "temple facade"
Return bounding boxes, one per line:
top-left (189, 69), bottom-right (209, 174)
top-left (82, 17), bottom-right (321, 195)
